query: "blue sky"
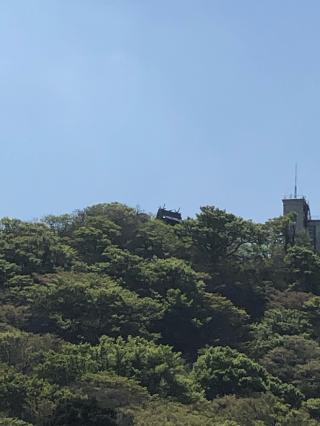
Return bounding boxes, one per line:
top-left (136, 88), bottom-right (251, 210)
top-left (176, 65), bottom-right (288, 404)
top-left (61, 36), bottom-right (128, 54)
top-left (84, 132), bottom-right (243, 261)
top-left (1, 1), bottom-right (320, 222)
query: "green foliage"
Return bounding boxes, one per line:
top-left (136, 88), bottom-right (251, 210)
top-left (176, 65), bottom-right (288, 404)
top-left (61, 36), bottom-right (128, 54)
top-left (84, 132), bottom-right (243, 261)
top-left (261, 335), bottom-right (320, 383)
top-left (128, 258), bottom-right (249, 355)
top-left (78, 202), bottom-right (147, 249)
top-left (268, 289), bottom-right (311, 310)
top-left (97, 246), bottom-right (142, 283)
top-left (0, 330), bottom-right (61, 372)
top-left (79, 372), bottom-right (150, 408)
top-left (182, 206), bottom-right (258, 265)
top-left (192, 345), bottom-right (303, 406)
top-left (192, 346), bottom-right (269, 399)
top-left (128, 219), bottom-right (184, 259)
top-left (303, 398), bottom-right (320, 420)
top-left (48, 396), bottom-right (117, 426)
top-left (72, 218), bottom-right (121, 264)
top-left (254, 308), bottom-right (312, 337)
top-left (0, 258), bottom-right (20, 287)
top-left (293, 360), bottom-right (320, 398)
top-left (0, 219), bottom-right (75, 274)
top-left (0, 417), bottom-right (32, 426)
top-left (304, 296), bottom-right (320, 340)
top-left (0, 364), bottom-right (67, 423)
top-left (130, 399), bottom-right (240, 426)
top-left (210, 393), bottom-right (295, 426)
top-left (285, 246), bottom-right (320, 293)
top-left (134, 257), bottom-right (206, 297)
top-left (35, 347), bottom-right (96, 385)
top-left (1, 201), bottom-right (320, 424)
top-left (24, 273), bottom-right (162, 343)
top-left (249, 308), bottom-right (313, 358)
top-left (95, 336), bottom-right (201, 403)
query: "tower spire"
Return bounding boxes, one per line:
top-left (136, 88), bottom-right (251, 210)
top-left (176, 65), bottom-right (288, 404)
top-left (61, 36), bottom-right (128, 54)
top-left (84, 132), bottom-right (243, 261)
top-left (294, 163), bottom-right (298, 199)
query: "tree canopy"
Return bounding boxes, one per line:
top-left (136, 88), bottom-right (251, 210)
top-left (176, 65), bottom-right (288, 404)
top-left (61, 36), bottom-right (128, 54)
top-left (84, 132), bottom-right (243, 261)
top-left (1, 202), bottom-right (320, 424)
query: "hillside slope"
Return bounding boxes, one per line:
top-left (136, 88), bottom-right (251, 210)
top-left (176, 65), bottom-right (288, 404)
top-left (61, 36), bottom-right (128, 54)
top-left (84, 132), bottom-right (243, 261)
top-left (0, 203), bottom-right (320, 425)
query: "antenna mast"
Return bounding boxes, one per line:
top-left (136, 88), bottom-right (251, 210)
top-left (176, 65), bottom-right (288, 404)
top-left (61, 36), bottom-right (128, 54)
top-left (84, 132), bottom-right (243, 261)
top-left (294, 163), bottom-right (298, 199)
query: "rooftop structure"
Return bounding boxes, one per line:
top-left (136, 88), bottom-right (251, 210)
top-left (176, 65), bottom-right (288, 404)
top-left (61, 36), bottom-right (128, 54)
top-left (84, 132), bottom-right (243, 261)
top-left (282, 196), bottom-right (320, 251)
top-left (156, 207), bottom-right (182, 225)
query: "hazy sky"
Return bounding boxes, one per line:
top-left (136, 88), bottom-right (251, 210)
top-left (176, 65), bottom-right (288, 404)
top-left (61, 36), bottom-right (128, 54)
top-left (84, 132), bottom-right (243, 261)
top-left (1, 1), bottom-right (320, 222)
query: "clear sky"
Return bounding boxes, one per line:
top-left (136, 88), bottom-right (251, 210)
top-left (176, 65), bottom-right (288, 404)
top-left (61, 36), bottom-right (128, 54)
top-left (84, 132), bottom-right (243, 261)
top-left (1, 1), bottom-right (320, 223)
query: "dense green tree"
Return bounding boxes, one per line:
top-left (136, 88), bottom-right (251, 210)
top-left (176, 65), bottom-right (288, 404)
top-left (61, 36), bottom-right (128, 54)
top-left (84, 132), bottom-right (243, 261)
top-left (71, 218), bottom-right (121, 265)
top-left (293, 360), bottom-right (320, 398)
top-left (130, 398), bottom-right (240, 426)
top-left (192, 346), bottom-right (269, 399)
top-left (263, 214), bottom-right (297, 254)
top-left (285, 246), bottom-right (320, 294)
top-left (95, 336), bottom-right (202, 403)
top-left (44, 214), bottom-right (76, 238)
top-left (192, 346), bottom-right (302, 406)
top-left (0, 258), bottom-right (20, 288)
top-left (135, 257), bottom-right (206, 296)
top-left (0, 330), bottom-right (61, 372)
top-left (268, 289), bottom-right (311, 310)
top-left (0, 219), bottom-right (75, 274)
top-left (78, 203), bottom-right (148, 249)
top-left (210, 393), bottom-right (315, 426)
top-left (79, 372), bottom-right (150, 409)
top-left (0, 365), bottom-right (67, 423)
top-left (249, 308), bottom-right (313, 358)
top-left (158, 290), bottom-right (249, 356)
top-left (127, 219), bottom-right (185, 259)
top-left (304, 296), bottom-right (320, 340)
top-left (257, 336), bottom-right (320, 403)
top-left (48, 396), bottom-right (117, 426)
top-left (261, 335), bottom-right (320, 383)
top-left (35, 348), bottom-right (96, 386)
top-left (126, 257), bottom-right (249, 355)
top-left (97, 246), bottom-right (142, 283)
top-left (303, 398), bottom-right (320, 421)
top-left (178, 207), bottom-right (256, 266)
top-left (24, 273), bottom-right (162, 343)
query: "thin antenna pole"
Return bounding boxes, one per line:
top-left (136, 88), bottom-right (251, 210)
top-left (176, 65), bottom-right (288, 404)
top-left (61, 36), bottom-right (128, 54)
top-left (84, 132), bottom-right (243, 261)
top-left (294, 163), bottom-right (298, 198)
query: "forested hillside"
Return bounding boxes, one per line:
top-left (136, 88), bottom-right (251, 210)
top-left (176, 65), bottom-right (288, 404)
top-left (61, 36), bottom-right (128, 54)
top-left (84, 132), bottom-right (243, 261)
top-left (1, 202), bottom-right (320, 425)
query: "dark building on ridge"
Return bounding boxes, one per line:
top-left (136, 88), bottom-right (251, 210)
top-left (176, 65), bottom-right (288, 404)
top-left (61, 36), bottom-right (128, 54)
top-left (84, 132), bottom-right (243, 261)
top-left (156, 207), bottom-right (182, 225)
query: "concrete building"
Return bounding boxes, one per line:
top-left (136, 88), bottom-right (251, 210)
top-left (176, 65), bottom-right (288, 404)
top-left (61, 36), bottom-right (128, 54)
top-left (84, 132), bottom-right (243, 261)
top-left (282, 197), bottom-right (320, 251)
